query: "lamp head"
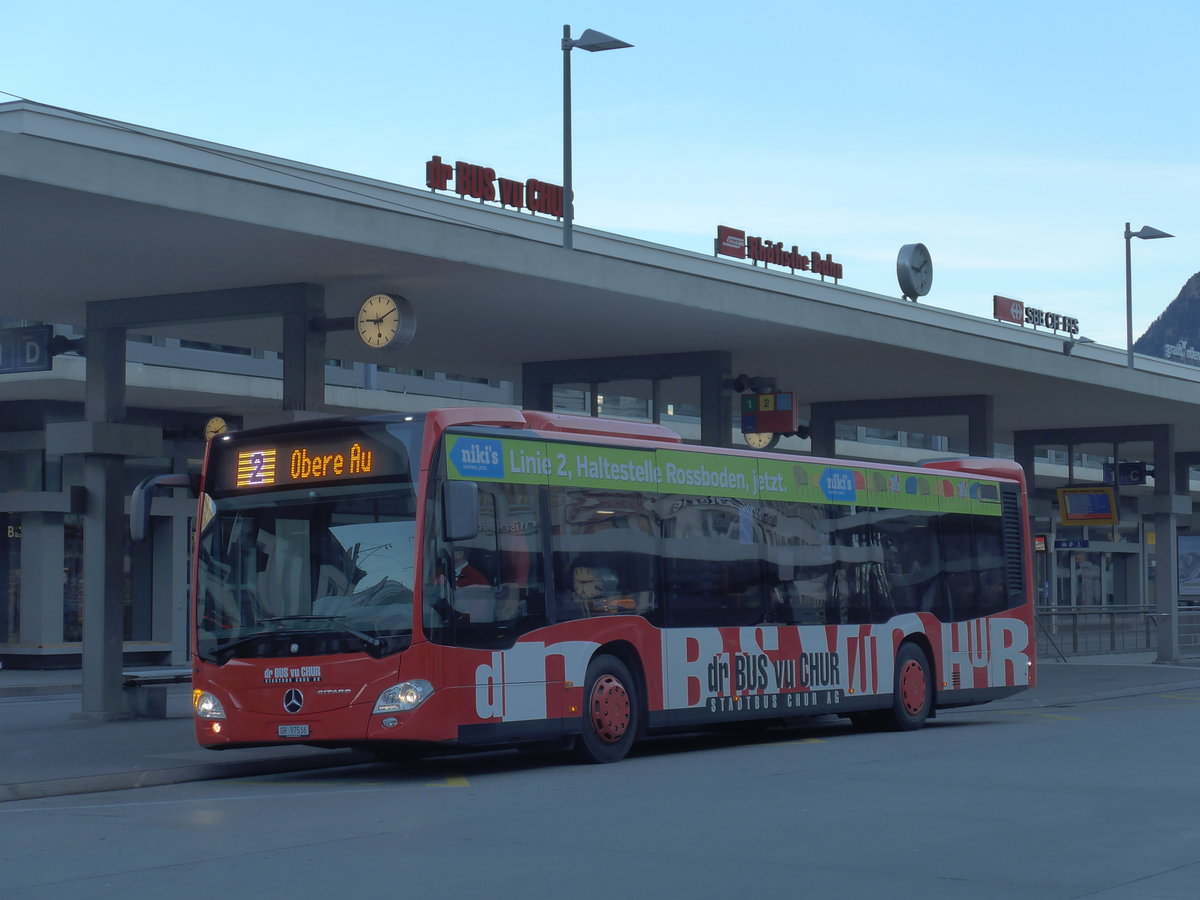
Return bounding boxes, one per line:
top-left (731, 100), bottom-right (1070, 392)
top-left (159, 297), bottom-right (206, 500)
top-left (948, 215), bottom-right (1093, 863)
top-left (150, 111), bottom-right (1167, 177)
top-left (569, 28), bottom-right (633, 52)
top-left (1129, 225), bottom-right (1173, 240)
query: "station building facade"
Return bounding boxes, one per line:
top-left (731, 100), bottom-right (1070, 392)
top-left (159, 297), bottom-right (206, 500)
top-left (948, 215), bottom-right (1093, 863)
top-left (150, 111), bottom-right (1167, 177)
top-left (2, 100), bottom-right (1199, 678)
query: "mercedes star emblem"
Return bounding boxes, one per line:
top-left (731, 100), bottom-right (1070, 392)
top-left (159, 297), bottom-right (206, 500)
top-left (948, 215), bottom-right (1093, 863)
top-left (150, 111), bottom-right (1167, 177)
top-left (283, 688), bottom-right (304, 714)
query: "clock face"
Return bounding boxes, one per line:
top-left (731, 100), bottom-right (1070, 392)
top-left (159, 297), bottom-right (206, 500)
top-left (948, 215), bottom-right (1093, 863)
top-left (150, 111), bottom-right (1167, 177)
top-left (204, 416), bottom-right (228, 441)
top-left (357, 293), bottom-right (401, 349)
top-left (897, 243), bottom-right (933, 299)
top-left (572, 566), bottom-right (605, 600)
top-left (744, 431), bottom-right (779, 450)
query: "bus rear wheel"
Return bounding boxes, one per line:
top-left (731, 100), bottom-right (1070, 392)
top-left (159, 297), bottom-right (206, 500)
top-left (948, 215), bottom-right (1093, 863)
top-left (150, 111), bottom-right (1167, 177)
top-left (576, 655), bottom-right (639, 764)
top-left (889, 642), bottom-right (932, 731)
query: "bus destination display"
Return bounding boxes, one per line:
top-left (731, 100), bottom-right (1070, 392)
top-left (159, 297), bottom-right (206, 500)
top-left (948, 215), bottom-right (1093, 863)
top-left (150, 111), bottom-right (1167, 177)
top-left (224, 436), bottom-right (385, 491)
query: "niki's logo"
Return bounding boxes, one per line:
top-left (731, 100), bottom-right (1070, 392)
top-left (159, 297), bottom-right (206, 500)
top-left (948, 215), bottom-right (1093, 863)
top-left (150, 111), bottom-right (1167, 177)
top-left (450, 437), bottom-right (504, 478)
top-left (283, 689), bottom-right (304, 714)
top-left (819, 468), bottom-right (857, 503)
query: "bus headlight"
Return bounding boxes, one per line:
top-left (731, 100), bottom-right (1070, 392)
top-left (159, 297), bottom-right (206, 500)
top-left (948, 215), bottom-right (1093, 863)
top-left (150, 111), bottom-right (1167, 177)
top-left (373, 680), bottom-right (434, 714)
top-left (193, 690), bottom-right (226, 720)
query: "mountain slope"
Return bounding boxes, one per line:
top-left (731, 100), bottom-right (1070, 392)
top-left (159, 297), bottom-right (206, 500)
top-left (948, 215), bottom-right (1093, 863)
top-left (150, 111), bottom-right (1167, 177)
top-left (1133, 271), bottom-right (1200, 364)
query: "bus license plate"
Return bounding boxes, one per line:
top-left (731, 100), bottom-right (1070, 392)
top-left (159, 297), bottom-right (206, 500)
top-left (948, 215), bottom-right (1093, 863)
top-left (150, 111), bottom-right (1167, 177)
top-left (278, 724), bottom-right (310, 738)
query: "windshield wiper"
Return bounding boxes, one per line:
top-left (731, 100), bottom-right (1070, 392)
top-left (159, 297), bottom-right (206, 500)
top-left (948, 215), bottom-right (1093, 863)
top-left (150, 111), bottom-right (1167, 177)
top-left (259, 615), bottom-right (384, 648)
top-left (210, 631), bottom-right (275, 657)
top-left (206, 615), bottom-right (390, 661)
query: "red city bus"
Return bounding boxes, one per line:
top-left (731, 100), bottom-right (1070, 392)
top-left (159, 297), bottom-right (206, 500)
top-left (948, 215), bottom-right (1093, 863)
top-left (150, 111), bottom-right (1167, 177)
top-left (183, 407), bottom-right (1035, 763)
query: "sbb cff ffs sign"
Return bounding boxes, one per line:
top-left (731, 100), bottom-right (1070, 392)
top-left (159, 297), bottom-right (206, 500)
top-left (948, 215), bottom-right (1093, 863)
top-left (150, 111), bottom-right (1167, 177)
top-left (740, 392), bottom-right (798, 435)
top-left (993, 295), bottom-right (1080, 335)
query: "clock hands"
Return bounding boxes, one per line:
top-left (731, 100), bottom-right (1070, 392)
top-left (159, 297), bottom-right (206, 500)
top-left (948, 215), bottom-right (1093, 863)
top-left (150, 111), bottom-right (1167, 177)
top-left (362, 309), bottom-right (398, 326)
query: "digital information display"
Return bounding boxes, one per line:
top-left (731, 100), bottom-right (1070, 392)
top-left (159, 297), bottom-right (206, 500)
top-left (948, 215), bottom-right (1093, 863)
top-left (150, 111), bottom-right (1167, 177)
top-left (217, 433), bottom-right (396, 493)
top-left (1058, 486), bottom-right (1118, 526)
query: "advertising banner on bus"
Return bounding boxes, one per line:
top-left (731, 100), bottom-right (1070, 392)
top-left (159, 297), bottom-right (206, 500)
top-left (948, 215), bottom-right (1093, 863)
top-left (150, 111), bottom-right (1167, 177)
top-left (445, 434), bottom-right (1002, 516)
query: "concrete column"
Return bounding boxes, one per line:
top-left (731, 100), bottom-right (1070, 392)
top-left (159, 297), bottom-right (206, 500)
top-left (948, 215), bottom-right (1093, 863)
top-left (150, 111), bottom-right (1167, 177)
top-left (520, 374), bottom-right (554, 412)
top-left (129, 522), bottom-right (153, 640)
top-left (81, 324), bottom-right (127, 719)
top-left (967, 395), bottom-right (994, 457)
top-left (151, 512), bottom-right (190, 664)
top-left (81, 452), bottom-right (127, 717)
top-left (1153, 426), bottom-right (1180, 663)
top-left (282, 284), bottom-right (327, 411)
top-left (1013, 436), bottom-right (1036, 489)
top-left (19, 512), bottom-right (65, 646)
top-left (809, 411), bottom-right (836, 458)
top-left (699, 365), bottom-right (733, 448)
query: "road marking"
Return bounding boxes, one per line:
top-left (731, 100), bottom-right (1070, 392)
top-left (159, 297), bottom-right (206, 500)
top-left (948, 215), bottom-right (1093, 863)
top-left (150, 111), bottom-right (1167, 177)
top-left (1000, 710), bottom-right (1081, 720)
top-left (243, 779), bottom-right (386, 787)
top-left (427, 770), bottom-right (469, 787)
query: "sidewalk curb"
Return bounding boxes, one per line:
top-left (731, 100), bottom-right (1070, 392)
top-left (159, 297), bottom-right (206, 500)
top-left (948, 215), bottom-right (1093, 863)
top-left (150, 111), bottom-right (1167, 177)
top-left (1, 750), bottom-right (374, 803)
top-left (0, 683), bottom-right (82, 699)
top-left (960, 677), bottom-right (1200, 712)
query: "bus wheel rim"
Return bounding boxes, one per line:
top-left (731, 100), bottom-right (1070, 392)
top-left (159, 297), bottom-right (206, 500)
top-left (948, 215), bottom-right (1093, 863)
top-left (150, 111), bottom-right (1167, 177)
top-left (899, 659), bottom-right (927, 716)
top-left (589, 674), bottom-right (631, 743)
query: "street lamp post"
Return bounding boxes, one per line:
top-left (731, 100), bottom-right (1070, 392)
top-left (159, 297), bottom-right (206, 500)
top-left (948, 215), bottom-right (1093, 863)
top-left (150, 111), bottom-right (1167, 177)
top-left (1124, 222), bottom-right (1173, 368)
top-left (562, 25), bottom-right (632, 250)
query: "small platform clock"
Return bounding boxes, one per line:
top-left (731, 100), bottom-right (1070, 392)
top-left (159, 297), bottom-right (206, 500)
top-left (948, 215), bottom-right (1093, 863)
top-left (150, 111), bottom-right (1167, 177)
top-left (744, 431), bottom-right (780, 450)
top-left (204, 416), bottom-right (228, 440)
top-left (897, 243), bottom-right (933, 301)
top-left (357, 293), bottom-right (405, 349)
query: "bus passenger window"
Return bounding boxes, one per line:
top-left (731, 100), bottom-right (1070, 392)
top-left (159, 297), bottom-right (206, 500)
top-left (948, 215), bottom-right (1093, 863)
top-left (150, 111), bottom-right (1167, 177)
top-left (659, 496), bottom-right (766, 627)
top-left (549, 487), bottom-right (659, 623)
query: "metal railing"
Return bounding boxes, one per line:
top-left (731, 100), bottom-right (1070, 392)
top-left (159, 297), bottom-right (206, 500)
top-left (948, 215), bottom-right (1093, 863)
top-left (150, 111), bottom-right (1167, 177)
top-left (1036, 605), bottom-right (1200, 659)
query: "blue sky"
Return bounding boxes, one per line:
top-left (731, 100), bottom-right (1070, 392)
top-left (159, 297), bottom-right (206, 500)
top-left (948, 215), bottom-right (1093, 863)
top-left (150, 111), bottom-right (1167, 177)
top-left (5, 0), bottom-right (1197, 349)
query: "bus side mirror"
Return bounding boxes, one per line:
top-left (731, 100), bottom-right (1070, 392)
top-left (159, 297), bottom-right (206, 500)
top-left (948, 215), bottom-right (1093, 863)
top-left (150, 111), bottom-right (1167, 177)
top-left (443, 481), bottom-right (479, 542)
top-left (130, 473), bottom-right (196, 541)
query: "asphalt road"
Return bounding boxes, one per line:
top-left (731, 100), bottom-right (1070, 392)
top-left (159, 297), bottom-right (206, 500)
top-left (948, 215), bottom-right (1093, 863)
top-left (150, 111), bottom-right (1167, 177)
top-left (4, 687), bottom-right (1199, 900)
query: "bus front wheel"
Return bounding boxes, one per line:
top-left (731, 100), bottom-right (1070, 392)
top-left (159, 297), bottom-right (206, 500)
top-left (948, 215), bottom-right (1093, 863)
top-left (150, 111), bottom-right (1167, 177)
top-left (576, 655), bottom-right (639, 764)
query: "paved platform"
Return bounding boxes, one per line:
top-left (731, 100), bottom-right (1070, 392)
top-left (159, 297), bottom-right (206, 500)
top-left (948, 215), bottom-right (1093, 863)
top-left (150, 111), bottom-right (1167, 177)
top-left (3, 654), bottom-right (1200, 803)
top-left (0, 669), bottom-right (372, 802)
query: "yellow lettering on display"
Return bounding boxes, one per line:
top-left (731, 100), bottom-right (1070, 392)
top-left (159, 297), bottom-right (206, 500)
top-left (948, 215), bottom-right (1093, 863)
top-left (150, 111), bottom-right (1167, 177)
top-left (349, 442), bottom-right (374, 474)
top-left (289, 448), bottom-right (348, 480)
top-left (280, 443), bottom-right (374, 482)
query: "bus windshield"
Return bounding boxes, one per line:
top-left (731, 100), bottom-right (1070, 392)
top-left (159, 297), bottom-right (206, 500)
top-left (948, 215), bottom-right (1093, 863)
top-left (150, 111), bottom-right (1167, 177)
top-left (196, 484), bottom-right (418, 662)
